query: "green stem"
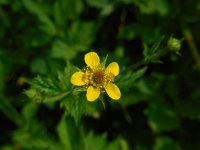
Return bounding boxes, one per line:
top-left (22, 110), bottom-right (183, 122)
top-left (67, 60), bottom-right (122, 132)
top-left (99, 95), bottom-right (106, 110)
top-left (43, 90), bottom-right (72, 103)
top-left (0, 94), bottom-right (23, 126)
top-left (181, 26), bottom-right (200, 71)
top-left (122, 59), bottom-right (147, 73)
top-left (121, 48), bottom-right (168, 74)
top-left (121, 106), bottom-right (132, 124)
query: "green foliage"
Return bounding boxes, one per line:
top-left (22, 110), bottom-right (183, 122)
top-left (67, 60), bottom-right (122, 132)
top-left (82, 131), bottom-right (122, 150)
top-left (1, 0), bottom-right (200, 149)
top-left (56, 117), bottom-right (78, 150)
top-left (153, 136), bottom-right (181, 150)
top-left (116, 67), bottom-right (148, 91)
top-left (0, 94), bottom-right (23, 126)
top-left (60, 91), bottom-right (88, 124)
top-left (145, 103), bottom-right (180, 133)
top-left (23, 0), bottom-right (57, 36)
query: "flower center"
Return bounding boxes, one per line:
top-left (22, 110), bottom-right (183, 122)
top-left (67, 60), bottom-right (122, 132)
top-left (92, 70), bottom-right (105, 86)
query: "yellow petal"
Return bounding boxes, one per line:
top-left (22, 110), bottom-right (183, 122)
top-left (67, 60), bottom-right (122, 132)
top-left (105, 83), bottom-right (121, 100)
top-left (70, 72), bottom-right (85, 86)
top-left (84, 52), bottom-right (100, 69)
top-left (105, 62), bottom-right (119, 76)
top-left (86, 86), bottom-right (100, 101)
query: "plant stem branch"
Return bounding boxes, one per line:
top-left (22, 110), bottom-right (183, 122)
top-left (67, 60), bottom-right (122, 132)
top-left (182, 26), bottom-right (200, 71)
top-left (43, 90), bottom-right (72, 103)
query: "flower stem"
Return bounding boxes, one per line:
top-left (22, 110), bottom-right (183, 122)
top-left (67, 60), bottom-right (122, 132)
top-left (99, 95), bottom-right (106, 110)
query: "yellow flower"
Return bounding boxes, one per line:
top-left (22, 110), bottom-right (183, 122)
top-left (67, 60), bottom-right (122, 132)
top-left (71, 52), bottom-right (121, 102)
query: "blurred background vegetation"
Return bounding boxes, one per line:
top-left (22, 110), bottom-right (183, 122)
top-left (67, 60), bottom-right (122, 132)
top-left (1, 0), bottom-right (200, 150)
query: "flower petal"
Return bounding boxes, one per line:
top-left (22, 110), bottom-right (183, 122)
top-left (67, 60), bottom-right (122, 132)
top-left (86, 86), bottom-right (100, 101)
top-left (84, 52), bottom-right (100, 69)
top-left (70, 72), bottom-right (85, 86)
top-left (105, 62), bottom-right (119, 76)
top-left (105, 83), bottom-right (121, 100)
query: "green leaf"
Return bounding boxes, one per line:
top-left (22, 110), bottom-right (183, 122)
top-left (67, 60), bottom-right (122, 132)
top-left (119, 90), bottom-right (146, 106)
top-left (145, 103), bottom-right (180, 133)
top-left (51, 39), bottom-right (77, 61)
top-left (30, 58), bottom-right (48, 74)
top-left (0, 0), bottom-right (8, 5)
top-left (67, 21), bottom-right (97, 51)
top-left (118, 24), bottom-right (161, 44)
top-left (24, 83), bottom-right (69, 103)
top-left (153, 136), bottom-right (181, 150)
top-left (143, 36), bottom-right (164, 59)
top-left (86, 0), bottom-right (109, 8)
top-left (132, 0), bottom-right (169, 16)
top-left (0, 145), bottom-right (13, 150)
top-left (26, 75), bottom-right (61, 95)
top-left (21, 102), bottom-right (39, 122)
top-left (176, 97), bottom-right (200, 120)
top-left (82, 131), bottom-right (123, 150)
top-left (61, 91), bottom-right (88, 124)
top-left (13, 120), bottom-right (64, 150)
top-left (56, 116), bottom-right (79, 150)
top-left (107, 138), bottom-right (124, 150)
top-left (82, 131), bottom-right (107, 150)
top-left (53, 0), bottom-right (83, 24)
top-left (0, 94), bottom-right (23, 126)
top-left (86, 0), bottom-right (115, 16)
top-left (116, 67), bottom-right (147, 91)
top-left (58, 62), bottom-right (76, 90)
top-left (22, 0), bottom-right (57, 35)
top-left (25, 62), bottom-right (75, 103)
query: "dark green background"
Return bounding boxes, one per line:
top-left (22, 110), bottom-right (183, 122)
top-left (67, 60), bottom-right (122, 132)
top-left (1, 0), bottom-right (200, 149)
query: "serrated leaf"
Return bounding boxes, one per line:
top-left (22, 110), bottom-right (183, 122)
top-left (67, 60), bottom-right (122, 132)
top-left (25, 62), bottom-right (76, 103)
top-left (116, 67), bottom-right (147, 91)
top-left (82, 131), bottom-right (107, 150)
top-left (143, 36), bottom-right (164, 59)
top-left (25, 75), bottom-right (61, 95)
top-left (82, 131), bottom-right (123, 150)
top-left (61, 91), bottom-right (87, 124)
top-left (57, 63), bottom-right (76, 90)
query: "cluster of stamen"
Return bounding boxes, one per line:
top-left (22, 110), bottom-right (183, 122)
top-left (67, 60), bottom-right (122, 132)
top-left (91, 69), bottom-right (105, 88)
top-left (82, 66), bottom-right (115, 90)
